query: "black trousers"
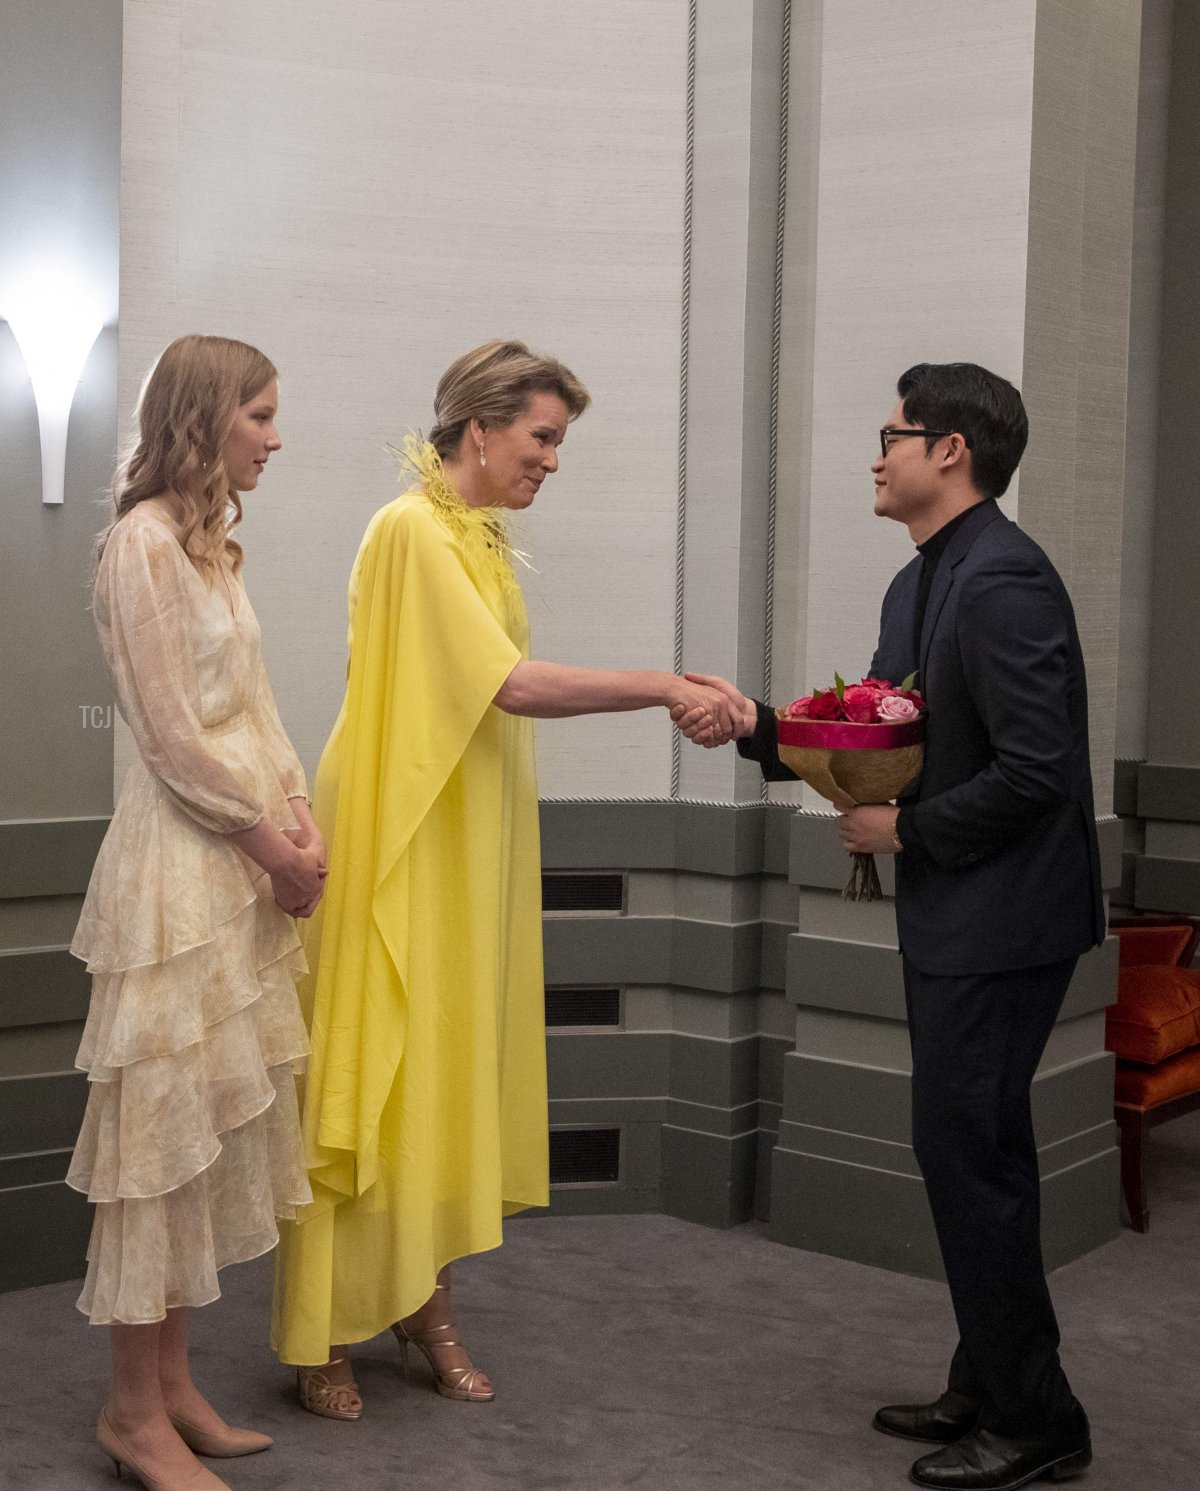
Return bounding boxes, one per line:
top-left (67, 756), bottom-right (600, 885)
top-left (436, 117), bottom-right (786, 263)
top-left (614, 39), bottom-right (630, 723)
top-left (903, 956), bottom-right (1080, 1436)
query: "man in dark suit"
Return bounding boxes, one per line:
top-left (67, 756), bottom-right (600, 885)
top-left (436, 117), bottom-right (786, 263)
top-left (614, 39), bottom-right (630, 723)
top-left (682, 363), bottom-right (1104, 1488)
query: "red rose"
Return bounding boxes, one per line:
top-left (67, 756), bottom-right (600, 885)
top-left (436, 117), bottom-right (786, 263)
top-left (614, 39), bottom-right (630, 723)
top-left (808, 689), bottom-right (843, 720)
top-left (859, 676), bottom-right (890, 695)
top-left (842, 685), bottom-right (878, 723)
top-left (781, 695), bottom-right (813, 720)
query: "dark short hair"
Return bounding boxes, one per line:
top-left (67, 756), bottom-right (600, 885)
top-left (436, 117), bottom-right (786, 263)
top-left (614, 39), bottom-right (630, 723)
top-left (896, 362), bottom-right (1028, 499)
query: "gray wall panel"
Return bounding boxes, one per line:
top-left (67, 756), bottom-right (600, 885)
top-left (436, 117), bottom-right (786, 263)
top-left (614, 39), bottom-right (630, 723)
top-left (787, 935), bottom-right (904, 1019)
top-left (542, 918), bottom-right (672, 988)
top-left (1113, 759), bottom-right (1140, 818)
top-left (661, 1125), bottom-right (758, 1229)
top-left (547, 1032), bottom-right (669, 1101)
top-left (539, 801), bottom-right (794, 878)
top-left (0, 947), bottom-right (89, 1031)
top-left (789, 813), bottom-right (892, 894)
top-left (1097, 816), bottom-right (1125, 890)
top-left (0, 1180), bottom-right (92, 1293)
top-left (1058, 939), bottom-right (1120, 1020)
top-left (756, 1032), bottom-right (790, 1107)
top-left (1040, 1151), bottom-right (1121, 1269)
top-left (777, 1120), bottom-right (923, 1180)
top-left (1138, 764), bottom-right (1200, 822)
top-left (0, 820), bottom-right (110, 901)
top-left (770, 1150), bottom-right (941, 1277)
top-left (547, 1097), bottom-right (667, 1128)
top-left (540, 802), bottom-right (677, 871)
top-left (666, 1099), bottom-right (759, 1140)
top-left (671, 917), bottom-right (762, 993)
top-left (0, 1071), bottom-right (87, 1154)
top-left (1133, 855), bottom-right (1200, 914)
top-left (771, 1145), bottom-right (1121, 1283)
top-left (0, 1147), bottom-right (72, 1190)
top-left (668, 1032), bottom-right (759, 1110)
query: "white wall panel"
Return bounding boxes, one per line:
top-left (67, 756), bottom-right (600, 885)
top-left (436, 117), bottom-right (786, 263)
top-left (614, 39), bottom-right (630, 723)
top-left (804, 0), bottom-right (1036, 699)
top-left (119, 0), bottom-right (688, 798)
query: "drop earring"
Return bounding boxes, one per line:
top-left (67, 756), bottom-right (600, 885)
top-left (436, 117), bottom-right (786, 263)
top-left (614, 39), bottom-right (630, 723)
top-left (479, 442), bottom-right (487, 468)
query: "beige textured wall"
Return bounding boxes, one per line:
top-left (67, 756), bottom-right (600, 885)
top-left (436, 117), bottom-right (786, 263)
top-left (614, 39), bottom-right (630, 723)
top-left (800, 0), bottom-right (1037, 700)
top-left (116, 0), bottom-right (1142, 809)
top-left (118, 0), bottom-right (688, 800)
top-left (771, 0), bottom-right (1139, 812)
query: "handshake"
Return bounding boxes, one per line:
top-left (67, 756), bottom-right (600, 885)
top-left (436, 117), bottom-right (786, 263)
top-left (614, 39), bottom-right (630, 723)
top-left (669, 673), bottom-right (756, 748)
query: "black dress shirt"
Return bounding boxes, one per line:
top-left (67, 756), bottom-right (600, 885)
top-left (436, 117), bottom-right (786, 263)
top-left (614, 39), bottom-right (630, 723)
top-left (897, 502), bottom-right (993, 856)
top-left (910, 504), bottom-right (983, 661)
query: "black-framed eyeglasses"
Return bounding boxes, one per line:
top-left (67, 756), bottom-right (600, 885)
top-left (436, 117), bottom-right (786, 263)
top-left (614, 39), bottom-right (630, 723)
top-left (879, 426), bottom-right (967, 459)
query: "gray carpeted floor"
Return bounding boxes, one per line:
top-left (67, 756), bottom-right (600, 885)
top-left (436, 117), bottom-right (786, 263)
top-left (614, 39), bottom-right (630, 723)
top-left (4, 1114), bottom-right (1199, 1491)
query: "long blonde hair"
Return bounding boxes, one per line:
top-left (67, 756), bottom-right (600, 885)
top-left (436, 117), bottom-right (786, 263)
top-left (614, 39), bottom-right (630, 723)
top-left (99, 334), bottom-right (277, 576)
top-left (428, 339), bottom-right (590, 460)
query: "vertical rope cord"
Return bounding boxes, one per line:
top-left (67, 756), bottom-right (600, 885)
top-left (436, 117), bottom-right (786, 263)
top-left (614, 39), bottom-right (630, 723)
top-left (671, 0), bottom-right (697, 801)
top-left (761, 0), bottom-right (792, 800)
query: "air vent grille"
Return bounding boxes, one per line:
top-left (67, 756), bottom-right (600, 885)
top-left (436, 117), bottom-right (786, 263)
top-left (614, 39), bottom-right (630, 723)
top-left (545, 985), bottom-right (622, 1028)
top-left (542, 872), bottom-right (624, 914)
top-left (549, 1127), bottom-right (621, 1186)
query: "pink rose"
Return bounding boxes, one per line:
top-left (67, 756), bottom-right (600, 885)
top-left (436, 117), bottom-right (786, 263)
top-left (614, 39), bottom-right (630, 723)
top-left (781, 695), bottom-right (813, 720)
top-left (841, 685), bottom-right (878, 723)
top-left (808, 690), bottom-right (843, 721)
top-left (878, 693), bottom-right (919, 722)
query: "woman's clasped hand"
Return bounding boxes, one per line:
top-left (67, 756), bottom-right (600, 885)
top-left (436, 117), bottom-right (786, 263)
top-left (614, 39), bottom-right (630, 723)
top-left (666, 674), bottom-right (737, 745)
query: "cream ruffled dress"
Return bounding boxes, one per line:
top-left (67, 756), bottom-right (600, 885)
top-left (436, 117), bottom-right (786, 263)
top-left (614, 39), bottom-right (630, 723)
top-left (68, 505), bottom-right (312, 1326)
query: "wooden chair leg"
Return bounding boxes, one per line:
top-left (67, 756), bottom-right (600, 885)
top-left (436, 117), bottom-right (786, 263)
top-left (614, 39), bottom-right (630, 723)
top-left (1116, 1107), bottom-right (1149, 1233)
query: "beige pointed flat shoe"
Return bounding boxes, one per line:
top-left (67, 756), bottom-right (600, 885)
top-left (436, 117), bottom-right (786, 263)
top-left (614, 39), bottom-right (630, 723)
top-left (166, 1412), bottom-right (272, 1457)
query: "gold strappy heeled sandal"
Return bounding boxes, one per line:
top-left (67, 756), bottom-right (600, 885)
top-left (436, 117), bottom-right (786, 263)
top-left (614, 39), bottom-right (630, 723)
top-left (296, 1358), bottom-right (363, 1421)
top-left (391, 1283), bottom-right (495, 1403)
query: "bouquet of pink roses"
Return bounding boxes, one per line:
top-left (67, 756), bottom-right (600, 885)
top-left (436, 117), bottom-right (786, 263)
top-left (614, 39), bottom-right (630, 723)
top-left (776, 673), bottom-right (926, 900)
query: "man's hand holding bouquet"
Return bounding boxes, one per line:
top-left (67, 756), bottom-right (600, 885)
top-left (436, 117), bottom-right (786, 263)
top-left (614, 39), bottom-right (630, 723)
top-left (676, 672), bottom-right (927, 901)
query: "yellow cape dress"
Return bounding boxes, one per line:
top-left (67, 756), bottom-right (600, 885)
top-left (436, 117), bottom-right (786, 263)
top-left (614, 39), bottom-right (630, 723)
top-left (272, 442), bottom-right (548, 1365)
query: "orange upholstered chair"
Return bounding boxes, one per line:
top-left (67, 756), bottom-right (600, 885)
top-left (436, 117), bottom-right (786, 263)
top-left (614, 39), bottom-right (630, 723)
top-left (1107, 915), bottom-right (1200, 1231)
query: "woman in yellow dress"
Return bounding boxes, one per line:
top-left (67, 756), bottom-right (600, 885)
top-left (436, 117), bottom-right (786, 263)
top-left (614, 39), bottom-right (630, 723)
top-left (272, 340), bottom-right (730, 1417)
top-left (70, 336), bottom-right (327, 1489)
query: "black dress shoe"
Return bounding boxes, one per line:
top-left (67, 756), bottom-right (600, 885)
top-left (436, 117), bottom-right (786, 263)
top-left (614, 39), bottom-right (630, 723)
top-left (908, 1403), bottom-right (1091, 1488)
top-left (874, 1390), bottom-right (981, 1444)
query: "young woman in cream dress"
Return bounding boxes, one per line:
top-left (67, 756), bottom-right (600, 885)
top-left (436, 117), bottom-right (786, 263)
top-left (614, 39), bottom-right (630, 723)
top-left (69, 335), bottom-right (325, 1491)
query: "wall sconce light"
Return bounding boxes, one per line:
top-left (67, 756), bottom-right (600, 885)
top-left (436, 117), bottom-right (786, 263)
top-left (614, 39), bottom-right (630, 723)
top-left (2, 269), bottom-right (106, 506)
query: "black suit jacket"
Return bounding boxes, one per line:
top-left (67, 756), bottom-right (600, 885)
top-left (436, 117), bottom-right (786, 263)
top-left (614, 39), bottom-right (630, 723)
top-left (744, 500), bottom-right (1105, 975)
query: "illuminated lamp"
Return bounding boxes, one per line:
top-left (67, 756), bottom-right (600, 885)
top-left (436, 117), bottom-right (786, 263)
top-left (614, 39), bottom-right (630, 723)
top-left (2, 267), bottom-right (106, 506)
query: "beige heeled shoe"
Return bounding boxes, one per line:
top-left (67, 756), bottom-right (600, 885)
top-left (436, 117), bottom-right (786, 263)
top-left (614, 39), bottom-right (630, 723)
top-left (95, 1411), bottom-right (231, 1490)
top-left (166, 1412), bottom-right (272, 1457)
top-left (391, 1284), bottom-right (495, 1403)
top-left (296, 1358), bottom-right (363, 1421)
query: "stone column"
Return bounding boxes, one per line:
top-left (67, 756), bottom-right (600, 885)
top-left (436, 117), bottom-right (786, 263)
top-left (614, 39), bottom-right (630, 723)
top-left (1132, 0), bottom-right (1200, 913)
top-left (677, 0), bottom-right (789, 802)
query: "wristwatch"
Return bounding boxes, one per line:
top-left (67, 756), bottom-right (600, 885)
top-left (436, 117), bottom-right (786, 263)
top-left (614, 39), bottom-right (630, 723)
top-left (890, 818), bottom-right (903, 853)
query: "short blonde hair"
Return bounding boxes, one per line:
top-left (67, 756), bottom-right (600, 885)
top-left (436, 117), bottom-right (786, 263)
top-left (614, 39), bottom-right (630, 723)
top-left (428, 339), bottom-right (590, 460)
top-left (99, 333), bottom-right (277, 576)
